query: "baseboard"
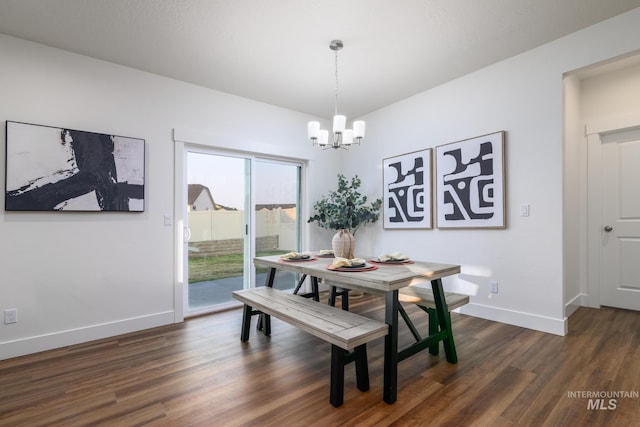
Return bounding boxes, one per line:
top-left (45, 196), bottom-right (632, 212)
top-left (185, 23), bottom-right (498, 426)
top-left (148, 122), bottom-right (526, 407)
top-left (457, 303), bottom-right (567, 336)
top-left (564, 293), bottom-right (587, 317)
top-left (0, 311), bottom-right (176, 361)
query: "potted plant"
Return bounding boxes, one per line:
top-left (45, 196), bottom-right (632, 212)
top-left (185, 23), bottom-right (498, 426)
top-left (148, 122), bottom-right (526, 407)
top-left (308, 174), bottom-right (382, 258)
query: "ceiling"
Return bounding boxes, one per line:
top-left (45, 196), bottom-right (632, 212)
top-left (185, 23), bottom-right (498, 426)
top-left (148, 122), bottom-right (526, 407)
top-left (1, 0), bottom-right (640, 119)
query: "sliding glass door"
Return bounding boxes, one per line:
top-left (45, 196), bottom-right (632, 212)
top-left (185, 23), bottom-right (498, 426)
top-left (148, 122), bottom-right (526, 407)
top-left (184, 149), bottom-right (301, 315)
top-left (254, 159), bottom-right (301, 290)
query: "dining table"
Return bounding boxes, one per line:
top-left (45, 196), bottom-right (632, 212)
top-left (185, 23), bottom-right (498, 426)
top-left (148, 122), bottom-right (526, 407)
top-left (253, 254), bottom-right (461, 404)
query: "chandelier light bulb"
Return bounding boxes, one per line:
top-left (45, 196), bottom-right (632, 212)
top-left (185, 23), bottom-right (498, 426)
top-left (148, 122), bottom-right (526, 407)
top-left (342, 129), bottom-right (354, 145)
top-left (318, 129), bottom-right (329, 146)
top-left (353, 121), bottom-right (365, 140)
top-left (332, 115), bottom-right (346, 134)
top-left (308, 121), bottom-right (320, 140)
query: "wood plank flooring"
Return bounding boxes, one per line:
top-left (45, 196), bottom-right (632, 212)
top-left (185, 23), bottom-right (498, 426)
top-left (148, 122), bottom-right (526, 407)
top-left (1, 294), bottom-right (638, 426)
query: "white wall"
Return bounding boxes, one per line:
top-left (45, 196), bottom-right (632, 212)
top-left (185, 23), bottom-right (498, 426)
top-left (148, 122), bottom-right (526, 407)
top-left (581, 62), bottom-right (640, 125)
top-left (342, 8), bottom-right (640, 336)
top-left (0, 34), bottom-right (341, 359)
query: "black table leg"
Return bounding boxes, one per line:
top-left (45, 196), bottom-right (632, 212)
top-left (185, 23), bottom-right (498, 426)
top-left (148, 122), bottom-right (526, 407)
top-left (292, 274), bottom-right (307, 294)
top-left (310, 276), bottom-right (319, 301)
top-left (383, 290), bottom-right (399, 404)
top-left (431, 278), bottom-right (457, 363)
top-left (265, 267), bottom-right (276, 288)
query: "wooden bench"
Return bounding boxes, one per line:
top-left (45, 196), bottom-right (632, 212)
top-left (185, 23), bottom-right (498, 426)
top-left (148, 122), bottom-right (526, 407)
top-left (398, 286), bottom-right (469, 359)
top-left (232, 287), bottom-right (388, 407)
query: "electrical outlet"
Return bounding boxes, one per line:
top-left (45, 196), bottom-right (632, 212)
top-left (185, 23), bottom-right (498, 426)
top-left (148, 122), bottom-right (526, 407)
top-left (489, 281), bottom-right (498, 294)
top-left (4, 308), bottom-right (17, 324)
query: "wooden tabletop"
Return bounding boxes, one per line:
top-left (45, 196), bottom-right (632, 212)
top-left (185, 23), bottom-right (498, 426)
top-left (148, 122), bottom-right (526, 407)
top-left (254, 255), bottom-right (460, 292)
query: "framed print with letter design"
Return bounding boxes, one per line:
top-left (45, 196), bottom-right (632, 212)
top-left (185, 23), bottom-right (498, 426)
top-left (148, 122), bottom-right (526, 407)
top-left (383, 148), bottom-right (432, 229)
top-left (435, 131), bottom-right (505, 229)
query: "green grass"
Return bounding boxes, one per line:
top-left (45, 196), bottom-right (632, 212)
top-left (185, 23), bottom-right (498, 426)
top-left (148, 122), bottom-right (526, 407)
top-left (188, 250), bottom-right (288, 283)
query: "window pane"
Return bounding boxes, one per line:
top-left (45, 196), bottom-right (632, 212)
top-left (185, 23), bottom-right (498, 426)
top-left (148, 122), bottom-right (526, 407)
top-left (255, 160), bottom-right (300, 290)
top-left (187, 152), bottom-right (246, 310)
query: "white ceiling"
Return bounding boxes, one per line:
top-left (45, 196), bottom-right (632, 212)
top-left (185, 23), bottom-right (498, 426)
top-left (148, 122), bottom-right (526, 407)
top-left (1, 0), bottom-right (639, 119)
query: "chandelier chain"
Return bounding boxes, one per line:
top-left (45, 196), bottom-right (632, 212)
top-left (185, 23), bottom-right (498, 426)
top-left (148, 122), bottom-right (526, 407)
top-left (334, 48), bottom-right (339, 116)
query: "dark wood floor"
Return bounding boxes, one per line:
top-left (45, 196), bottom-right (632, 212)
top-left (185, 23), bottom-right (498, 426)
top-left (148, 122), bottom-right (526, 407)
top-left (1, 294), bottom-right (638, 426)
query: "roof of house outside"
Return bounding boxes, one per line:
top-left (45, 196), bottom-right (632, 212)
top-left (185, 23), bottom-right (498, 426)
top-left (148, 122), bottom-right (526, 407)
top-left (188, 184), bottom-right (237, 211)
top-left (256, 204), bottom-right (296, 211)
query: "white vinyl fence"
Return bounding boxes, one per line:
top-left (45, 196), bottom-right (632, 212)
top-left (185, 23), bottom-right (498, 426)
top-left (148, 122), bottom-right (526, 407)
top-left (188, 207), bottom-right (297, 252)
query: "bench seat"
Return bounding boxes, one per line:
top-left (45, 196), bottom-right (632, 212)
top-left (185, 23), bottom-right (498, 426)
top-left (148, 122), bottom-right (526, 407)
top-left (399, 286), bottom-right (469, 310)
top-left (232, 287), bottom-right (388, 407)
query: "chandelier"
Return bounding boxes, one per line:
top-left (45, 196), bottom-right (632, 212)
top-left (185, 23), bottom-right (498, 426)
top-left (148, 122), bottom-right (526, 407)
top-left (307, 40), bottom-right (365, 149)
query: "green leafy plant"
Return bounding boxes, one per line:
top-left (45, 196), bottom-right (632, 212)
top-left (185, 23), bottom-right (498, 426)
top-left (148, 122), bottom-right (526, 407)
top-left (308, 174), bottom-right (382, 235)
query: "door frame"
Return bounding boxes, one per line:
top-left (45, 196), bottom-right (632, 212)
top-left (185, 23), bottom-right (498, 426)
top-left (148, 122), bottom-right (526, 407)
top-left (173, 129), bottom-right (308, 320)
top-left (586, 121), bottom-right (640, 308)
top-left (182, 147), bottom-right (254, 317)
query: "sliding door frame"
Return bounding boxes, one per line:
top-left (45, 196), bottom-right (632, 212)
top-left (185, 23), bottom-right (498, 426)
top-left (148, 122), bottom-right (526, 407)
top-left (173, 131), bottom-right (307, 320)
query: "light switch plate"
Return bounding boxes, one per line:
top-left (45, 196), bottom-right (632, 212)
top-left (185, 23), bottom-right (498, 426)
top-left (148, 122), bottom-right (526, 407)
top-left (4, 308), bottom-right (17, 324)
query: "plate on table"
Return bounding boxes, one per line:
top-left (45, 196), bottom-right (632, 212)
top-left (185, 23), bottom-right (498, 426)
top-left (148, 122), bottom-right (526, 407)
top-left (369, 258), bottom-right (413, 265)
top-left (279, 255), bottom-right (317, 262)
top-left (326, 263), bottom-right (378, 272)
top-left (316, 251), bottom-right (335, 258)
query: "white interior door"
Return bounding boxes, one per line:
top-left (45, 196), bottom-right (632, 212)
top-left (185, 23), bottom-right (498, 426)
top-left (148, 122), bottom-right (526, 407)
top-left (601, 131), bottom-right (640, 310)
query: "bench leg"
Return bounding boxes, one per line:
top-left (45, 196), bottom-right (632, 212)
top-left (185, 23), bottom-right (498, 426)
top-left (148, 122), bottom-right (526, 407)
top-left (263, 314), bottom-right (271, 336)
top-left (330, 345), bottom-right (345, 407)
top-left (427, 308), bottom-right (440, 356)
top-left (354, 344), bottom-right (369, 392)
top-left (241, 304), bottom-right (253, 342)
top-left (256, 313), bottom-right (271, 336)
top-left (329, 344), bottom-right (371, 407)
top-left (328, 287), bottom-right (349, 311)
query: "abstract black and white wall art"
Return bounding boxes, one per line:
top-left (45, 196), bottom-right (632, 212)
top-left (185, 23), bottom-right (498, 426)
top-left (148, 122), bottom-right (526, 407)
top-left (5, 121), bottom-right (145, 212)
top-left (383, 149), bottom-right (432, 229)
top-left (435, 131), bottom-right (505, 229)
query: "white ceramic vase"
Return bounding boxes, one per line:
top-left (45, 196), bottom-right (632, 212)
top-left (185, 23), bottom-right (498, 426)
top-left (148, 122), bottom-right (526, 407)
top-left (331, 229), bottom-right (354, 259)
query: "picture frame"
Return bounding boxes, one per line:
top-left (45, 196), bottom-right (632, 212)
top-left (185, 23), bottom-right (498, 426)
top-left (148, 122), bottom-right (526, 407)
top-left (382, 148), bottom-right (432, 229)
top-left (5, 121), bottom-right (145, 212)
top-left (435, 131), bottom-right (506, 229)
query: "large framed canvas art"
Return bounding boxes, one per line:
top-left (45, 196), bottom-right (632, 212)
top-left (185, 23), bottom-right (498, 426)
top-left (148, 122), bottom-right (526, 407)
top-left (5, 121), bottom-right (145, 212)
top-left (435, 131), bottom-right (506, 229)
top-left (383, 148), bottom-right (432, 229)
